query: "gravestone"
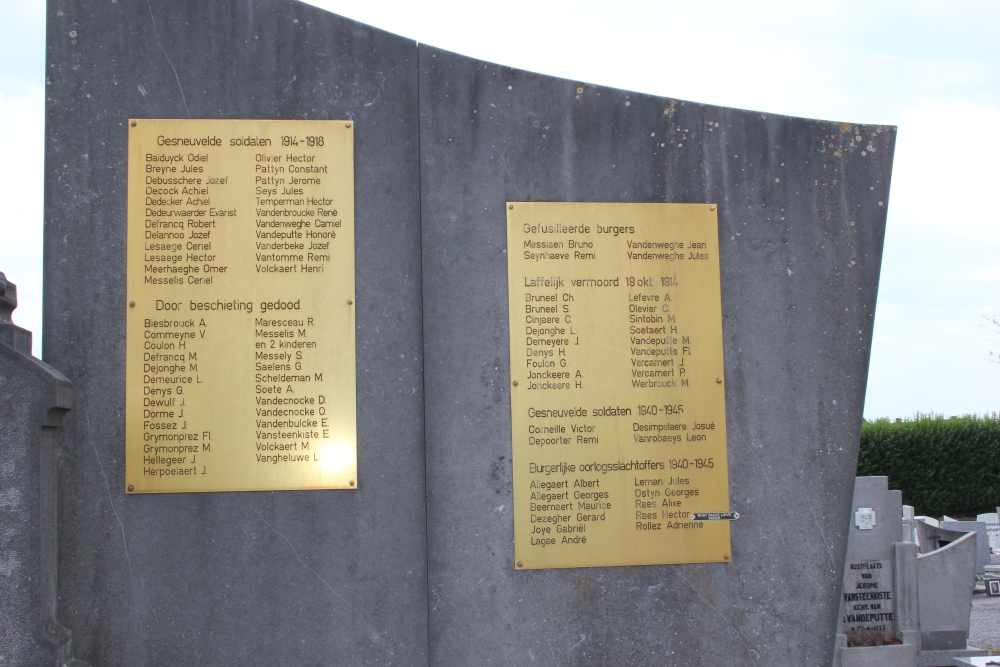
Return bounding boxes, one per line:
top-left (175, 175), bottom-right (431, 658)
top-left (903, 504), bottom-right (918, 543)
top-left (835, 478), bottom-right (987, 667)
top-left (837, 477), bottom-right (903, 643)
top-left (975, 512), bottom-right (999, 557)
top-left (35, 0), bottom-right (893, 664)
top-left (941, 521), bottom-right (990, 575)
top-left (914, 524), bottom-right (982, 666)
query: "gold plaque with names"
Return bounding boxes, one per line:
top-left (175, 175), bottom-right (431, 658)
top-left (507, 202), bottom-right (730, 569)
top-left (126, 119), bottom-right (356, 493)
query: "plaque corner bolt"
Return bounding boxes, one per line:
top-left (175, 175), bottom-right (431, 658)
top-left (129, 301), bottom-right (135, 308)
top-left (512, 380), bottom-right (518, 387)
top-left (349, 480), bottom-right (355, 487)
top-left (345, 122), bottom-right (352, 129)
top-left (347, 299), bottom-right (353, 306)
top-left (710, 204), bottom-right (716, 211)
top-left (508, 204), bottom-right (514, 210)
top-left (130, 120), bottom-right (137, 127)
top-left (716, 377), bottom-right (722, 384)
top-left (127, 485), bottom-right (134, 492)
top-left (724, 554), bottom-right (730, 560)
top-left (516, 561), bottom-right (523, 568)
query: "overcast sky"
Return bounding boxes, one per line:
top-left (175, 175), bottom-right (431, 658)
top-left (1, 0), bottom-right (997, 419)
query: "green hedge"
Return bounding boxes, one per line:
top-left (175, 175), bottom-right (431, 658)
top-left (857, 413), bottom-right (1000, 517)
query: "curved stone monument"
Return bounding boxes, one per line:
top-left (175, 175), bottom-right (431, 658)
top-left (39, 1), bottom-right (893, 664)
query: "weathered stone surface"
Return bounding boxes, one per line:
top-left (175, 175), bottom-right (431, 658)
top-left (838, 475), bottom-right (904, 642)
top-left (975, 513), bottom-right (999, 555)
top-left (942, 521), bottom-right (991, 575)
top-left (903, 504), bottom-right (918, 543)
top-left (835, 481), bottom-right (984, 666)
top-left (0, 272), bottom-right (76, 665)
top-left (917, 531), bottom-right (977, 650)
top-left (418, 47), bottom-right (893, 665)
top-left (42, 1), bottom-right (894, 665)
top-left (44, 2), bottom-right (426, 664)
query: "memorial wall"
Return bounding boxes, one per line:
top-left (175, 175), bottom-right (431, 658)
top-left (45, 3), bottom-right (426, 664)
top-left (37, 0), bottom-right (894, 664)
top-left (419, 45), bottom-right (893, 664)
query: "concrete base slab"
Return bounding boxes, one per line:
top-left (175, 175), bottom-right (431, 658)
top-left (919, 647), bottom-right (988, 666)
top-left (952, 654), bottom-right (1000, 666)
top-left (838, 643), bottom-right (918, 667)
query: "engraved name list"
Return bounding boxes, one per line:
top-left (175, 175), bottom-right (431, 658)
top-left (126, 119), bottom-right (357, 493)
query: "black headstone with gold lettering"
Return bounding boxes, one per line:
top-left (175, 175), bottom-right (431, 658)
top-left (40, 0), bottom-right (893, 664)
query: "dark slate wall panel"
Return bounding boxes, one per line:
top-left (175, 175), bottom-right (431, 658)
top-left (418, 47), bottom-right (893, 665)
top-left (43, 1), bottom-right (426, 664)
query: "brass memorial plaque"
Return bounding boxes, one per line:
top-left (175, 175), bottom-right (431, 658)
top-left (126, 119), bottom-right (356, 493)
top-left (507, 202), bottom-right (730, 569)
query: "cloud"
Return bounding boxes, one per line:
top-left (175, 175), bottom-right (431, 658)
top-left (888, 101), bottom-right (1000, 235)
top-left (0, 0), bottom-right (44, 93)
top-left (0, 87), bottom-right (44, 353)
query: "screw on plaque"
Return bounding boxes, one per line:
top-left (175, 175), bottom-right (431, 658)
top-left (127, 485), bottom-right (134, 492)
